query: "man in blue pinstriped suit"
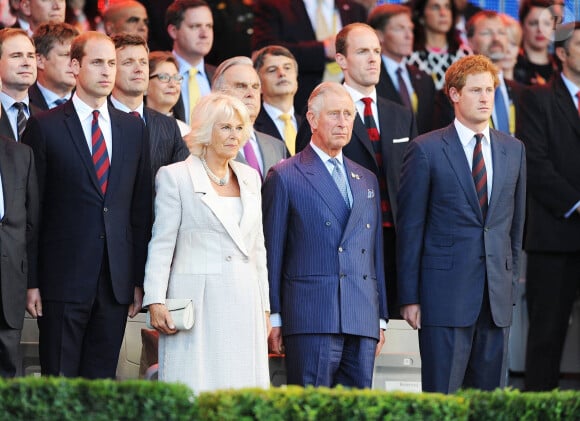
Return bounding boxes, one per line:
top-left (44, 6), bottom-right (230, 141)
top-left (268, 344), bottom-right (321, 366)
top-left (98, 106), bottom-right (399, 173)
top-left (262, 82), bottom-right (388, 388)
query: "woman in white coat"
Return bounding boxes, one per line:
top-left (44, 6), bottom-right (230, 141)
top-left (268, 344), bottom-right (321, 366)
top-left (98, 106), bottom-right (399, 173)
top-left (143, 93), bottom-right (271, 393)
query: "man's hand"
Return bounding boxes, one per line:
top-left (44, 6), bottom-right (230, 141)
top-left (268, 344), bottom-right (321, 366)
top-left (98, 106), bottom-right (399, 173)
top-left (148, 303), bottom-right (178, 335)
top-left (401, 304), bottom-right (421, 330)
top-left (128, 286), bottom-right (143, 318)
top-left (375, 329), bottom-right (386, 356)
top-left (268, 326), bottom-right (284, 354)
top-left (26, 288), bottom-right (42, 318)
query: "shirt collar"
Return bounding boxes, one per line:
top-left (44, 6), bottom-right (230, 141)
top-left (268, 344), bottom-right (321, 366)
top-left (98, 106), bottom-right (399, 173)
top-left (310, 141), bottom-right (345, 165)
top-left (343, 83), bottom-right (377, 105)
top-left (561, 72), bottom-right (580, 98)
top-left (110, 95), bottom-right (144, 117)
top-left (36, 82), bottom-right (70, 106)
top-left (72, 92), bottom-right (110, 123)
top-left (262, 102), bottom-right (295, 121)
top-left (0, 91), bottom-right (29, 111)
top-left (172, 51), bottom-right (206, 77)
top-left (454, 118), bottom-right (491, 147)
top-left (381, 54), bottom-right (407, 76)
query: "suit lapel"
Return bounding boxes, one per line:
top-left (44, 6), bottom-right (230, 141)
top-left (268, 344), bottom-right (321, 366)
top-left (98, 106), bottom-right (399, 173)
top-left (233, 161), bottom-right (259, 254)
top-left (63, 101), bottom-right (103, 196)
top-left (554, 75), bottom-right (580, 139)
top-left (106, 105), bottom-right (126, 199)
top-left (486, 130), bottom-right (507, 222)
top-left (298, 145), bottom-right (350, 224)
top-left (0, 140), bottom-right (13, 220)
top-left (340, 159), bottom-right (367, 240)
top-left (187, 156), bottom-right (248, 255)
top-left (0, 105), bottom-right (16, 140)
top-left (441, 124), bottom-right (482, 218)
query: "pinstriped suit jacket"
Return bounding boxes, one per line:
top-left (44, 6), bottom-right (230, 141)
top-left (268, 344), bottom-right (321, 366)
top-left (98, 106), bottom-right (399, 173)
top-left (262, 144), bottom-right (388, 340)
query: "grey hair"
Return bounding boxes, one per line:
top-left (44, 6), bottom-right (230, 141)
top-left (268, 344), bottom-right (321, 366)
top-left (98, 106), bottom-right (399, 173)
top-left (185, 93), bottom-right (252, 155)
top-left (212, 56), bottom-right (254, 91)
top-left (307, 82), bottom-right (352, 117)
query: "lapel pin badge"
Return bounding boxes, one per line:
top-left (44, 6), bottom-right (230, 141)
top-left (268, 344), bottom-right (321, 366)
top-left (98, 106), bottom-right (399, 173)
top-left (368, 189), bottom-right (374, 199)
top-left (351, 172), bottom-right (360, 180)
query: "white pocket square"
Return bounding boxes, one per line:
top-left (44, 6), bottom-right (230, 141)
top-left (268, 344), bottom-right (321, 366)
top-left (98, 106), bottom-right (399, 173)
top-left (393, 137), bottom-right (409, 143)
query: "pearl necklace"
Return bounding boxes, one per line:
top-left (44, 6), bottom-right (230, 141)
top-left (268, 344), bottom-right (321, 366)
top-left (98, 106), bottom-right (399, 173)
top-left (201, 157), bottom-right (230, 186)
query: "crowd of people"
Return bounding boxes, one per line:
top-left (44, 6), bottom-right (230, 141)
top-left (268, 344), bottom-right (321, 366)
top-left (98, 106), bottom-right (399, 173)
top-left (0, 0), bottom-right (576, 397)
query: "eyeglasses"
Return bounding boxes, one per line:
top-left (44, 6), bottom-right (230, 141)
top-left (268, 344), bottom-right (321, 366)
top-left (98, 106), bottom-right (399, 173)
top-left (149, 73), bottom-right (184, 83)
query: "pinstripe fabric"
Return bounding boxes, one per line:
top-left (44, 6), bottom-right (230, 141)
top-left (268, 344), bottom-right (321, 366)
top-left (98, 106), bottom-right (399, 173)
top-left (262, 145), bottom-right (388, 340)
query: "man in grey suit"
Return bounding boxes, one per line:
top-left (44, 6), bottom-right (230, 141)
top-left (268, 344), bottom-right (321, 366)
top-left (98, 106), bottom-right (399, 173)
top-left (397, 55), bottom-right (526, 393)
top-left (0, 99), bottom-right (39, 377)
top-left (263, 82), bottom-right (387, 388)
top-left (212, 56), bottom-right (287, 180)
top-left (109, 34), bottom-right (189, 182)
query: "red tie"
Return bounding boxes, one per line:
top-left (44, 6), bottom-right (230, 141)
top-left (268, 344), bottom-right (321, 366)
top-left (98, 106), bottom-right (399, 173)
top-left (472, 133), bottom-right (488, 220)
top-left (129, 111), bottom-right (140, 119)
top-left (92, 110), bottom-right (110, 194)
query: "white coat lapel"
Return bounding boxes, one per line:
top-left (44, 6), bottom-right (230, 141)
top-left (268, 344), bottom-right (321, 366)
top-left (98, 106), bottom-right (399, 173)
top-left (187, 156), bottom-right (249, 256)
top-left (231, 161), bottom-right (259, 247)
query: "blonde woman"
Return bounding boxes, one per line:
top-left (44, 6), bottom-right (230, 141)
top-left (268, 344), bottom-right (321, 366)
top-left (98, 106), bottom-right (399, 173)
top-left (143, 93), bottom-right (271, 393)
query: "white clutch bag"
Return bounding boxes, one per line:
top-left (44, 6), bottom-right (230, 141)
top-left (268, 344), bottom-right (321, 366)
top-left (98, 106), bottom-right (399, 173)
top-left (146, 298), bottom-right (195, 331)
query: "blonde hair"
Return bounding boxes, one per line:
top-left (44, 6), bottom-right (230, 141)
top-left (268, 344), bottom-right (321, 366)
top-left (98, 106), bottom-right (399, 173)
top-left (185, 93), bottom-right (252, 155)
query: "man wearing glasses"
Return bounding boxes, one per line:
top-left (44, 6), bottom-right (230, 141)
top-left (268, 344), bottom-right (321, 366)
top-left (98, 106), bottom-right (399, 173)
top-left (109, 33), bottom-right (189, 186)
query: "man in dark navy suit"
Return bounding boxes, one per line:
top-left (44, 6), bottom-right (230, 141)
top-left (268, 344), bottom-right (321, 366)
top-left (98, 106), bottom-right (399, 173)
top-left (109, 33), bottom-right (188, 183)
top-left (263, 82), bottom-right (387, 388)
top-left (23, 31), bottom-right (152, 379)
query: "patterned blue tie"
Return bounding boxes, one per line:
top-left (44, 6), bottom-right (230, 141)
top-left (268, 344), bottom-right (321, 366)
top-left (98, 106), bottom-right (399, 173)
top-left (494, 87), bottom-right (509, 133)
top-left (329, 158), bottom-right (350, 208)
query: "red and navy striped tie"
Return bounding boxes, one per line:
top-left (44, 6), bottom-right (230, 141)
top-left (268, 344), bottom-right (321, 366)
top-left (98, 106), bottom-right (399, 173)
top-left (472, 133), bottom-right (487, 220)
top-left (91, 110), bottom-right (110, 194)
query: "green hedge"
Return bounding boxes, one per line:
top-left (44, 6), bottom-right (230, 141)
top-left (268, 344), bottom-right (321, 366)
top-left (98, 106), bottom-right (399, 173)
top-left (0, 378), bottom-right (579, 421)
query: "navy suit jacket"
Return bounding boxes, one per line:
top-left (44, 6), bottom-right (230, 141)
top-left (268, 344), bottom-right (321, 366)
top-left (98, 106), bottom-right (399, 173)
top-left (297, 96), bottom-right (416, 226)
top-left (22, 100), bottom-right (152, 305)
top-left (28, 83), bottom-right (49, 112)
top-left (376, 63), bottom-right (435, 135)
top-left (0, 137), bottom-right (38, 329)
top-left (262, 144), bottom-right (387, 340)
top-left (396, 124), bottom-right (526, 328)
top-left (252, 0), bottom-right (367, 109)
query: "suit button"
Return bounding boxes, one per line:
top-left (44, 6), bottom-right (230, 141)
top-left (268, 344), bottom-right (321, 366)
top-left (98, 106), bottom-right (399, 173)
top-left (484, 227), bottom-right (489, 232)
top-left (226, 256), bottom-right (232, 261)
top-left (243, 257), bottom-right (249, 263)
top-left (99, 234), bottom-right (105, 239)
top-left (361, 249), bottom-right (366, 254)
top-left (338, 246), bottom-right (343, 252)
top-left (366, 224), bottom-right (371, 229)
top-left (103, 207), bottom-right (108, 213)
top-left (340, 274), bottom-right (346, 279)
top-left (363, 275), bottom-right (367, 280)
top-left (325, 221), bottom-right (331, 226)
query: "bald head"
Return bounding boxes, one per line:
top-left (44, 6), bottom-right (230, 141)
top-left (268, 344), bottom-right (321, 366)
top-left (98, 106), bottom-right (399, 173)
top-left (104, 1), bottom-right (149, 41)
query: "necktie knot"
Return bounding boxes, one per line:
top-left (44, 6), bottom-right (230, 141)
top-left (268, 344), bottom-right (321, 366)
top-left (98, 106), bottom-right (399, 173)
top-left (129, 111), bottom-right (140, 119)
top-left (474, 133), bottom-right (484, 144)
top-left (189, 68), bottom-right (198, 80)
top-left (92, 109), bottom-right (99, 121)
top-left (279, 113), bottom-right (291, 123)
top-left (54, 98), bottom-right (67, 106)
top-left (361, 97), bottom-right (372, 107)
top-left (14, 102), bottom-right (26, 112)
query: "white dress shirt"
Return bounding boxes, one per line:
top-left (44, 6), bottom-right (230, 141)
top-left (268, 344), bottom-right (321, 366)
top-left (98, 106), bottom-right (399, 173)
top-left (72, 93), bottom-right (113, 162)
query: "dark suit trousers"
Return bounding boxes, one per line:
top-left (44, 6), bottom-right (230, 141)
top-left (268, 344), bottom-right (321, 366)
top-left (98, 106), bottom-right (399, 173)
top-left (525, 252), bottom-right (580, 391)
top-left (0, 306), bottom-right (21, 377)
top-left (284, 333), bottom-right (377, 388)
top-left (419, 286), bottom-right (509, 393)
top-left (38, 253), bottom-right (129, 379)
top-left (383, 227), bottom-right (401, 320)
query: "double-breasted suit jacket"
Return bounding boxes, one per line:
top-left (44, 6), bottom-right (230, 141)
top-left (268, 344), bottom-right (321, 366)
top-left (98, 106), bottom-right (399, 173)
top-left (397, 124), bottom-right (526, 328)
top-left (262, 144), bottom-right (388, 340)
top-left (143, 156), bottom-right (269, 392)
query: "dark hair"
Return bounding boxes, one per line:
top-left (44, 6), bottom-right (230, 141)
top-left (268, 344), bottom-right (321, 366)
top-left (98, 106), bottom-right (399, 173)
top-left (111, 33), bottom-right (148, 51)
top-left (148, 50), bottom-right (178, 76)
top-left (0, 28), bottom-right (33, 58)
top-left (554, 21), bottom-right (580, 59)
top-left (70, 31), bottom-right (112, 62)
top-left (519, 0), bottom-right (561, 23)
top-left (410, 0), bottom-right (461, 53)
top-left (466, 10), bottom-right (501, 39)
top-left (33, 22), bottom-right (79, 57)
top-left (336, 22), bottom-right (374, 56)
top-left (253, 45), bottom-right (297, 72)
top-left (165, 0), bottom-right (210, 30)
top-left (367, 3), bottom-right (412, 32)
